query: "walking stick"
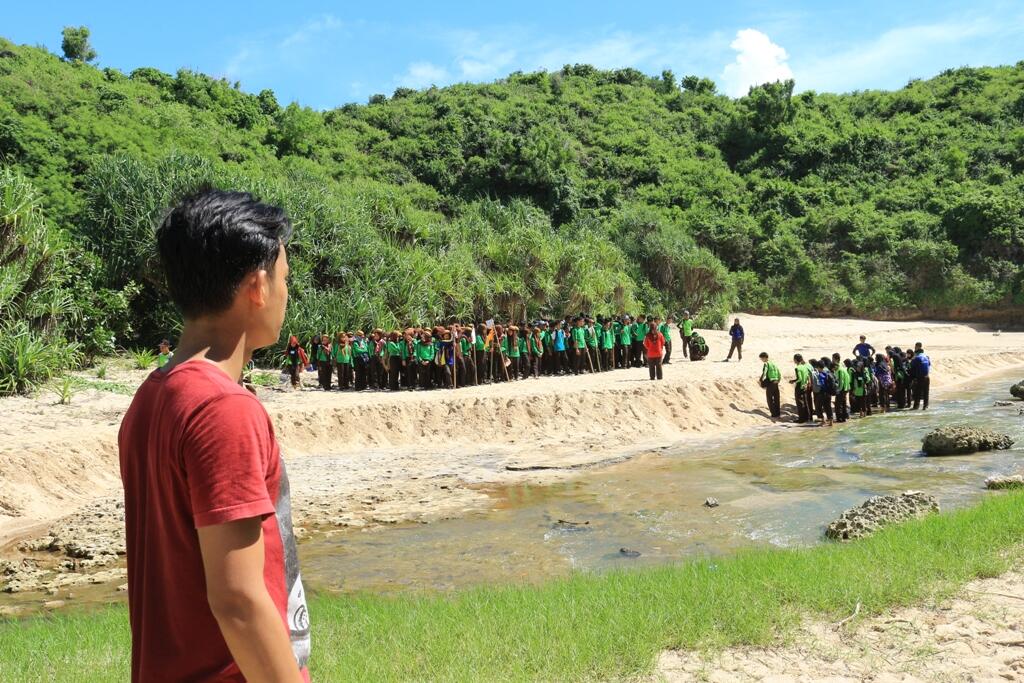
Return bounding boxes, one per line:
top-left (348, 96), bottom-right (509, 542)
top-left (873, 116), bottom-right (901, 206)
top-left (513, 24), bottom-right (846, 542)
top-left (451, 342), bottom-right (458, 390)
top-left (594, 334), bottom-right (603, 372)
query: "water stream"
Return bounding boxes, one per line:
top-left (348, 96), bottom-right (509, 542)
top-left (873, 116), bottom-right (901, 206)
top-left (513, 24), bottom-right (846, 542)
top-left (301, 379), bottom-right (1024, 594)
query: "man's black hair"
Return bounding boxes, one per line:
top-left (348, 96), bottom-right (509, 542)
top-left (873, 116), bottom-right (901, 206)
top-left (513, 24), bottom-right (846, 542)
top-left (156, 189), bottom-right (292, 319)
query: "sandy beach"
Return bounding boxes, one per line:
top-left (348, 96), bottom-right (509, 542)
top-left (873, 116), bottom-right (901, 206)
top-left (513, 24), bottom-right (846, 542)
top-left (1, 315), bottom-right (1023, 602)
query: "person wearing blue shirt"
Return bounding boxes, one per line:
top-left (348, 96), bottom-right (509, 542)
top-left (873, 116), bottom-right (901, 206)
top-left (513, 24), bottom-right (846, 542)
top-left (910, 347), bottom-right (931, 410)
top-left (553, 323), bottom-right (567, 375)
top-left (725, 318), bottom-right (745, 361)
top-left (853, 335), bottom-right (875, 359)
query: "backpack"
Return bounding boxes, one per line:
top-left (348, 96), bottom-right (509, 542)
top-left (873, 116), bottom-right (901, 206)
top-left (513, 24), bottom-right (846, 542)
top-left (821, 371), bottom-right (837, 396)
top-left (810, 369), bottom-right (822, 393)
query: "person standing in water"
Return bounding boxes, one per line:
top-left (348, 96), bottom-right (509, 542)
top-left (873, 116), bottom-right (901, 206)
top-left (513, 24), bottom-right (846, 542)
top-left (910, 346), bottom-right (931, 410)
top-left (118, 190), bottom-right (310, 682)
top-left (725, 318), bottom-right (744, 361)
top-left (758, 352), bottom-right (782, 418)
top-left (790, 353), bottom-right (812, 423)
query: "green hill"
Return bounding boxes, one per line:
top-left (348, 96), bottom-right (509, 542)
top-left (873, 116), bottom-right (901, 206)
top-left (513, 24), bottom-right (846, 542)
top-left (1, 35), bottom-right (1023, 386)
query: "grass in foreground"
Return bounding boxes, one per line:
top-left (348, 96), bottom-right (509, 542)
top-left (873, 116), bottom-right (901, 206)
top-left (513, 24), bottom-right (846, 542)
top-left (3, 491), bottom-right (1024, 682)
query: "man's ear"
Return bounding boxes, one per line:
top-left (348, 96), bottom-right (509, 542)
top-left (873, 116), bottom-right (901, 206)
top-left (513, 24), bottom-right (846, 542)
top-left (246, 269), bottom-right (270, 308)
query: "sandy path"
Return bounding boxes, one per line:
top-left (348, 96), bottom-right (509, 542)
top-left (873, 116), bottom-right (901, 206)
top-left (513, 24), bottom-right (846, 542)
top-left (656, 563), bottom-right (1024, 682)
top-left (2, 315), bottom-right (1023, 550)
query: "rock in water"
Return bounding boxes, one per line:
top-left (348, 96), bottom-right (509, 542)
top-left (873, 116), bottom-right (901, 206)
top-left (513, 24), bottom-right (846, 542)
top-left (825, 491), bottom-right (939, 541)
top-left (1012, 380), bottom-right (1024, 400)
top-left (921, 425), bottom-right (1014, 456)
top-left (703, 497), bottom-right (719, 508)
top-left (619, 548), bottom-right (641, 558)
top-left (986, 475), bottom-right (1024, 490)
top-left (994, 400), bottom-right (1014, 407)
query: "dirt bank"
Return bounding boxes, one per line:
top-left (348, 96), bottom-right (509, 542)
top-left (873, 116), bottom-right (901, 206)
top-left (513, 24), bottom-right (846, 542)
top-left (2, 316), bottom-right (1023, 601)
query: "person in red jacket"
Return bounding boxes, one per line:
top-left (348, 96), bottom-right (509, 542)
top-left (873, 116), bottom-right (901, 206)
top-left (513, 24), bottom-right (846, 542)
top-left (282, 335), bottom-right (309, 389)
top-left (643, 315), bottom-right (666, 381)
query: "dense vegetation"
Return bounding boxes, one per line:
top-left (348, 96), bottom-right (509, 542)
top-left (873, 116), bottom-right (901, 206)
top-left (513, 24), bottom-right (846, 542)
top-left (1, 33), bottom-right (1023, 391)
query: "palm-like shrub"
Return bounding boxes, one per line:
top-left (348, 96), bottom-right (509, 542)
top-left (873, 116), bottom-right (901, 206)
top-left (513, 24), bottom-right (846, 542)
top-left (0, 169), bottom-right (80, 395)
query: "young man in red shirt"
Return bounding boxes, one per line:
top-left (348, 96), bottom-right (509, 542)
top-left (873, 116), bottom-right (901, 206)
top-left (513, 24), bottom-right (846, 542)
top-left (118, 190), bottom-right (310, 682)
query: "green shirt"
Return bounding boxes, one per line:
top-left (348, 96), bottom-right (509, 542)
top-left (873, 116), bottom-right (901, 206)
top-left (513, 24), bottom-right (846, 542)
top-left (632, 322), bottom-right (648, 341)
top-left (508, 336), bottom-right (521, 358)
top-left (761, 361), bottom-right (781, 383)
top-left (474, 334), bottom-right (485, 351)
top-left (335, 344), bottom-right (352, 364)
top-left (794, 363), bottom-right (811, 389)
top-left (529, 335), bottom-right (544, 355)
top-left (157, 351), bottom-right (173, 368)
top-left (835, 366), bottom-right (851, 392)
top-left (585, 327), bottom-right (598, 348)
top-left (352, 339), bottom-right (369, 357)
top-left (386, 341), bottom-right (403, 359)
top-left (682, 319), bottom-right (694, 336)
top-left (540, 330), bottom-right (552, 349)
top-left (317, 346), bottom-right (331, 362)
top-left (600, 328), bottom-right (615, 350)
top-left (659, 324), bottom-right (671, 342)
top-left (460, 337), bottom-right (472, 355)
top-left (414, 340), bottom-right (435, 362)
top-left (571, 327), bottom-right (586, 349)
top-left (618, 323), bottom-right (632, 345)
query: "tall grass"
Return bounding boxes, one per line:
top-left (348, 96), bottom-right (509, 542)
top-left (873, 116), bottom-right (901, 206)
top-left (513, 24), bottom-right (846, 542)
top-left (2, 492), bottom-right (1023, 682)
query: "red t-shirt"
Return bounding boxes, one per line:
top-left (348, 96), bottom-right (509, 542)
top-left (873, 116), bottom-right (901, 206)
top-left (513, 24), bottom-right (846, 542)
top-left (118, 360), bottom-right (311, 682)
top-left (643, 331), bottom-right (665, 359)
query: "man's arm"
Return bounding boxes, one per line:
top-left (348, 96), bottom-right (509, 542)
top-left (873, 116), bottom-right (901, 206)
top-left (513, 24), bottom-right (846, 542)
top-left (198, 518), bottom-right (304, 683)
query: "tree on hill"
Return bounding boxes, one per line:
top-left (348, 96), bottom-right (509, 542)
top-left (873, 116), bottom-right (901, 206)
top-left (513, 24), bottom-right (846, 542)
top-left (61, 26), bottom-right (97, 63)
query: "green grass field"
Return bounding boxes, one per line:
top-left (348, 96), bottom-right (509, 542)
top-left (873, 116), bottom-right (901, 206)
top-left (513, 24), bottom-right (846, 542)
top-left (3, 491), bottom-right (1023, 682)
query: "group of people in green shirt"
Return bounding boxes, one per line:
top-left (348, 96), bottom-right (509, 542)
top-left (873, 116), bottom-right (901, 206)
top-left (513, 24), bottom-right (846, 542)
top-left (282, 311), bottom-right (705, 391)
top-left (758, 338), bottom-right (933, 425)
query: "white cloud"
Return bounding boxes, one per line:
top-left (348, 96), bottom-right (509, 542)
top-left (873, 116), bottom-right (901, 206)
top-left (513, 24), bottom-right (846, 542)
top-left (396, 61), bottom-right (449, 89)
top-left (795, 16), bottom-right (1020, 93)
top-left (280, 15), bottom-right (342, 49)
top-left (720, 29), bottom-right (793, 97)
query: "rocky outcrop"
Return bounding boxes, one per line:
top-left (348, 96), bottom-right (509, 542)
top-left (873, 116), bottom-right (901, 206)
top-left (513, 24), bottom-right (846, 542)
top-left (986, 475), bottom-right (1024, 490)
top-left (1012, 381), bottom-right (1024, 400)
top-left (825, 491), bottom-right (939, 541)
top-left (922, 426), bottom-right (1014, 456)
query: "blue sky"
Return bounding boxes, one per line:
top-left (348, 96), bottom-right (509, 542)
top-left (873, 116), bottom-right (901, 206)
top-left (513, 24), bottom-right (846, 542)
top-left (5, 1), bottom-right (1024, 109)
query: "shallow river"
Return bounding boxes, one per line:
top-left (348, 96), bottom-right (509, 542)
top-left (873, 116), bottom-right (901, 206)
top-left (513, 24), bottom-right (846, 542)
top-left (301, 379), bottom-right (1024, 594)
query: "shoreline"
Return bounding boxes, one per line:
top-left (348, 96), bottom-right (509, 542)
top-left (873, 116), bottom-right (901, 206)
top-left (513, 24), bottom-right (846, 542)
top-left (1, 315), bottom-right (1023, 603)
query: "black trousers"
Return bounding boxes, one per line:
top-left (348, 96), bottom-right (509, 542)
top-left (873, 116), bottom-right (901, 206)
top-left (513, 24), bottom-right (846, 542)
top-left (288, 362), bottom-right (301, 387)
top-left (354, 359), bottom-right (368, 390)
top-left (602, 348), bottom-right (613, 371)
top-left (795, 384), bottom-right (809, 422)
top-left (765, 381), bottom-right (781, 417)
top-left (573, 350), bottom-right (586, 374)
top-left (647, 357), bottom-right (663, 380)
top-left (812, 391), bottom-right (825, 420)
top-left (318, 360), bottom-right (332, 390)
top-left (663, 340), bottom-right (673, 364)
top-left (681, 335), bottom-right (690, 358)
top-left (835, 391), bottom-right (849, 422)
top-left (913, 376), bottom-right (930, 409)
top-left (631, 341), bottom-right (643, 367)
top-left (388, 363), bottom-right (400, 391)
top-left (337, 363), bottom-right (352, 390)
top-left (727, 338), bottom-right (743, 360)
top-left (418, 362), bottom-right (433, 389)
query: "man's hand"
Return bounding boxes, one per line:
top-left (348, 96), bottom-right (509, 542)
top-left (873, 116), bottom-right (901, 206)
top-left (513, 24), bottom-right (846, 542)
top-left (198, 518), bottom-right (303, 683)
